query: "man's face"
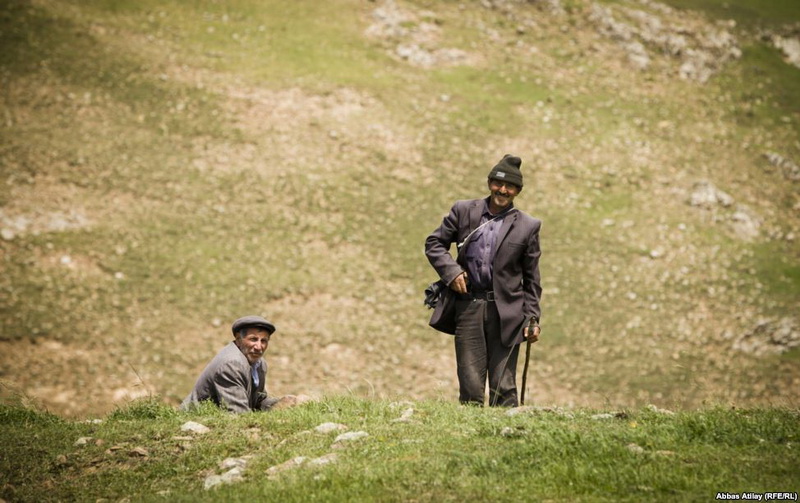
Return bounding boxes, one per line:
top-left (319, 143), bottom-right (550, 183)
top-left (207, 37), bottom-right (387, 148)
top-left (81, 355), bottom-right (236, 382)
top-left (234, 327), bottom-right (270, 364)
top-left (488, 179), bottom-right (521, 211)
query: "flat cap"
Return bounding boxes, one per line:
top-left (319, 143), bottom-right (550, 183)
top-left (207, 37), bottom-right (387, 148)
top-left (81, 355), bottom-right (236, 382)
top-left (231, 315), bottom-right (276, 336)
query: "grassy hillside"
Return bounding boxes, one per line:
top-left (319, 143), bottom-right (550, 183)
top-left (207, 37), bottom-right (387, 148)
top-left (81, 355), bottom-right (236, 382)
top-left (1, 397), bottom-right (798, 501)
top-left (1, 0), bottom-right (799, 418)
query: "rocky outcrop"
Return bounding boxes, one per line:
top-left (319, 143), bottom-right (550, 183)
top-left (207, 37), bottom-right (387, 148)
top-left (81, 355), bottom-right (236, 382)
top-left (365, 0), bottom-right (475, 68)
top-left (761, 24), bottom-right (800, 69)
top-left (588, 1), bottom-right (741, 82)
top-left (731, 318), bottom-right (800, 356)
top-left (763, 152), bottom-right (800, 182)
top-left (688, 181), bottom-right (761, 241)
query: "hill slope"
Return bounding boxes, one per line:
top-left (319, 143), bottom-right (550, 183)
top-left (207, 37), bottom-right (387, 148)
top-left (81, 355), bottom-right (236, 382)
top-left (0, 0), bottom-right (799, 417)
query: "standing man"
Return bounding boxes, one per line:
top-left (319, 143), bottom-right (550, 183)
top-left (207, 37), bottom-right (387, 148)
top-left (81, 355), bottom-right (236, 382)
top-left (425, 154), bottom-right (542, 407)
top-left (181, 315), bottom-right (282, 413)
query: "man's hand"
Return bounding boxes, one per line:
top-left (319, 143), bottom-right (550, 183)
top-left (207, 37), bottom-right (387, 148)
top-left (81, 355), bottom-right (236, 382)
top-left (449, 272), bottom-right (468, 294)
top-left (523, 324), bottom-right (540, 343)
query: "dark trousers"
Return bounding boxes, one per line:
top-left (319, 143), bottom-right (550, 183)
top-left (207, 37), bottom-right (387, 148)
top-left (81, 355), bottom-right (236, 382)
top-left (454, 299), bottom-right (520, 407)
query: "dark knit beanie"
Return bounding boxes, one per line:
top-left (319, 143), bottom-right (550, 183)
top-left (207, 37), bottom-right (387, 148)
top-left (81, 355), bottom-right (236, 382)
top-left (488, 154), bottom-right (523, 188)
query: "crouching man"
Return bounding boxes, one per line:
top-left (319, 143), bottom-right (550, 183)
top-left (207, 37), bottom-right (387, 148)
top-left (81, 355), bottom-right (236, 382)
top-left (181, 315), bottom-right (307, 413)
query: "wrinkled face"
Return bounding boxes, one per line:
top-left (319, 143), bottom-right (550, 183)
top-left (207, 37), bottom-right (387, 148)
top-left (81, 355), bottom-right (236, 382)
top-left (488, 179), bottom-right (521, 211)
top-left (234, 327), bottom-right (270, 364)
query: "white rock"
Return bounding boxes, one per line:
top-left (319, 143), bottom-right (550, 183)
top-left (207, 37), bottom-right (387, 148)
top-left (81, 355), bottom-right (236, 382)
top-left (308, 453), bottom-right (339, 466)
top-left (181, 421), bottom-right (210, 434)
top-left (266, 456), bottom-right (307, 476)
top-left (333, 431), bottom-right (369, 443)
top-left (204, 467), bottom-right (244, 490)
top-left (74, 437), bottom-right (93, 446)
top-left (627, 443), bottom-right (645, 454)
top-left (690, 181), bottom-right (734, 208)
top-left (314, 422), bottom-right (348, 434)
top-left (646, 404), bottom-right (675, 415)
top-left (730, 206), bottom-right (760, 241)
top-left (392, 408), bottom-right (415, 423)
top-left (220, 457), bottom-right (249, 469)
top-left (772, 35), bottom-right (800, 68)
top-left (500, 426), bottom-right (524, 437)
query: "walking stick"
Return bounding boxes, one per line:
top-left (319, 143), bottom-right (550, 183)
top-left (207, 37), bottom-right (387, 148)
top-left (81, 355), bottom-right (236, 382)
top-left (520, 322), bottom-right (537, 406)
top-left (520, 336), bottom-right (532, 405)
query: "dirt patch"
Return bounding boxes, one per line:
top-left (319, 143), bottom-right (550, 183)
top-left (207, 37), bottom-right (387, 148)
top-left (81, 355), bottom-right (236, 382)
top-left (189, 83), bottom-right (429, 183)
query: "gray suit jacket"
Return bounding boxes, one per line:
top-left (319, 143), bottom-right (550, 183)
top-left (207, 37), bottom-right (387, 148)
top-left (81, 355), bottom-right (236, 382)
top-left (180, 342), bottom-right (267, 413)
top-left (425, 198), bottom-right (542, 347)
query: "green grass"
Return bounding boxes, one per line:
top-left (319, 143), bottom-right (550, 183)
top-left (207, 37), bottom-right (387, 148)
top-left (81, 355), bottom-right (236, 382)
top-left (1, 397), bottom-right (798, 501)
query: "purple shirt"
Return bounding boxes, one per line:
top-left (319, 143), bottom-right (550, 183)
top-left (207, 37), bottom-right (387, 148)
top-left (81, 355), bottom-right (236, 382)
top-left (463, 200), bottom-right (513, 291)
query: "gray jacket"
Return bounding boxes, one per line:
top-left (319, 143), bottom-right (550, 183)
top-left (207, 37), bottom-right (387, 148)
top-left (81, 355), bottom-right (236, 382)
top-left (425, 198), bottom-right (542, 347)
top-left (181, 342), bottom-right (267, 413)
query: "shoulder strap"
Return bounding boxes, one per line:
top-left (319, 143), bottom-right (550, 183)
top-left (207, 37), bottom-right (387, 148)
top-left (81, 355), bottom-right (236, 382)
top-left (456, 208), bottom-right (516, 254)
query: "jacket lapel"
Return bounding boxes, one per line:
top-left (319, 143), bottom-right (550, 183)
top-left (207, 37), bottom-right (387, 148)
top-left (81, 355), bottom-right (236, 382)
top-left (494, 210), bottom-right (517, 262)
top-left (467, 200), bottom-right (484, 235)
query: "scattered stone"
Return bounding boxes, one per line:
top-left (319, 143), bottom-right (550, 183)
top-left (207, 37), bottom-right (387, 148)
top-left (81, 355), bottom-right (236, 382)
top-left (220, 457), bottom-right (249, 470)
top-left (591, 413), bottom-right (615, 420)
top-left (0, 209), bottom-right (90, 237)
top-left (333, 431), bottom-right (369, 446)
top-left (589, 2), bottom-right (740, 81)
top-left (769, 35), bottom-right (800, 68)
top-left (366, 0), bottom-right (474, 68)
top-left (129, 447), bottom-right (149, 457)
top-left (689, 181), bottom-right (734, 208)
top-left (627, 443), bottom-right (645, 454)
top-left (308, 453), bottom-right (339, 467)
top-left (181, 421), bottom-right (211, 434)
top-left (266, 453), bottom-right (339, 478)
top-left (55, 454), bottom-right (68, 466)
top-left (74, 437), bottom-right (93, 446)
top-left (729, 206), bottom-right (761, 241)
top-left (500, 426), bottom-right (525, 437)
top-left (204, 467), bottom-right (244, 490)
top-left (763, 152), bottom-right (800, 181)
top-left (267, 456), bottom-right (308, 477)
top-left (646, 404), bottom-right (675, 416)
top-left (315, 422), bottom-right (348, 434)
top-left (391, 407), bottom-right (415, 423)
